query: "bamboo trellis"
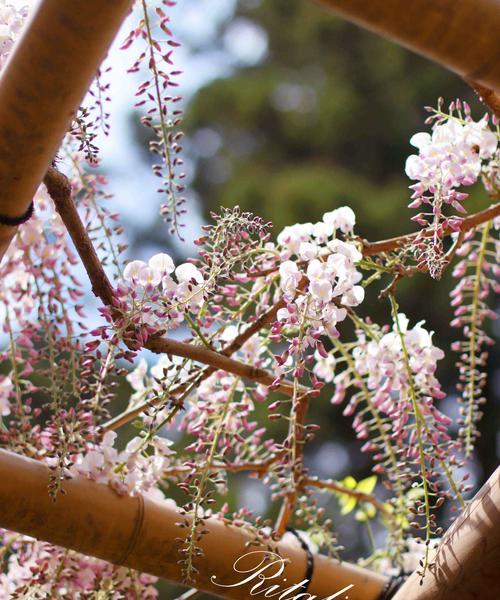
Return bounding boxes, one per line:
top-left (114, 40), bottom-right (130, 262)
top-left (316, 0), bottom-right (500, 91)
top-left (393, 467), bottom-right (500, 600)
top-left (0, 0), bottom-right (499, 598)
top-left (0, 0), bottom-right (134, 259)
top-left (0, 449), bottom-right (387, 599)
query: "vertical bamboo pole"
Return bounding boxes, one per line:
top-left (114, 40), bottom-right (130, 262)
top-left (0, 449), bottom-right (387, 600)
top-left (393, 467), bottom-right (500, 600)
top-left (0, 0), bottom-right (134, 260)
top-left (314, 0), bottom-right (500, 91)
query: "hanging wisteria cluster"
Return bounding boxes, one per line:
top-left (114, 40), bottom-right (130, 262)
top-left (0, 1), bottom-right (499, 597)
top-left (405, 98), bottom-right (498, 278)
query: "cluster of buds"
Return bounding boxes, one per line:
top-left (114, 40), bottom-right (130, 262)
top-left (450, 220), bottom-right (499, 455)
top-left (0, 529), bottom-right (159, 598)
top-left (121, 0), bottom-right (186, 236)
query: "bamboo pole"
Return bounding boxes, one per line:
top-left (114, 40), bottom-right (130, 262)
top-left (393, 466), bottom-right (500, 600)
top-left (314, 0), bottom-right (500, 91)
top-left (0, 0), bottom-right (134, 260)
top-left (0, 449), bottom-right (387, 600)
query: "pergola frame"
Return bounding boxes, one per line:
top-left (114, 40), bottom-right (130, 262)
top-left (0, 1), bottom-right (499, 599)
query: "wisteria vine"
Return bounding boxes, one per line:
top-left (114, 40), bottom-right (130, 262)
top-left (0, 1), bottom-right (499, 598)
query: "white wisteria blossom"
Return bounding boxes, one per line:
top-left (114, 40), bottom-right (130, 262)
top-left (276, 208), bottom-right (364, 337)
top-left (405, 113), bottom-right (498, 210)
top-left (312, 351), bottom-right (336, 383)
top-left (0, 375), bottom-right (13, 416)
top-left (71, 430), bottom-right (176, 500)
top-left (121, 252), bottom-right (208, 332)
top-left (0, 1), bottom-right (29, 69)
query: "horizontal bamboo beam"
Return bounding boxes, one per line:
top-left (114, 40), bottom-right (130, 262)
top-left (315, 0), bottom-right (500, 91)
top-left (0, 0), bottom-right (134, 260)
top-left (0, 449), bottom-right (387, 600)
top-left (393, 466), bottom-right (500, 600)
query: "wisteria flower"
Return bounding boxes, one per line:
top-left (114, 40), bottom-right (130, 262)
top-left (313, 351), bottom-right (336, 382)
top-left (0, 374), bottom-right (13, 416)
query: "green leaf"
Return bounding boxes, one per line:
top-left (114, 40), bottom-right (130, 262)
top-left (356, 475), bottom-right (377, 494)
top-left (340, 496), bottom-right (357, 515)
top-left (341, 475), bottom-right (357, 489)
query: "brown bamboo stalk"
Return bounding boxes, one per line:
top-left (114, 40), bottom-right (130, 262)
top-left (394, 466), bottom-right (500, 599)
top-left (0, 0), bottom-right (134, 260)
top-left (467, 80), bottom-right (500, 118)
top-left (314, 0), bottom-right (500, 91)
top-left (0, 449), bottom-right (387, 600)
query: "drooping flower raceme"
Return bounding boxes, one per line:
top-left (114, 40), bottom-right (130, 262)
top-left (275, 207), bottom-right (363, 339)
top-left (405, 102), bottom-right (498, 278)
top-left (347, 314), bottom-right (462, 504)
top-left (0, 529), bottom-right (159, 598)
top-left (449, 220), bottom-right (499, 456)
top-left (406, 116), bottom-right (497, 211)
top-left (351, 315), bottom-right (446, 421)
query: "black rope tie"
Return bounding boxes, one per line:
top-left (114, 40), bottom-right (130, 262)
top-left (286, 527), bottom-right (315, 593)
top-left (379, 571), bottom-right (409, 600)
top-left (0, 201), bottom-right (34, 226)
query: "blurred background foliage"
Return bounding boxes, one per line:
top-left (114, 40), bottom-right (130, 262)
top-left (125, 0), bottom-right (498, 596)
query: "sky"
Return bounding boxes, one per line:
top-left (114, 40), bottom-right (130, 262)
top-left (94, 0), bottom-right (267, 257)
top-left (4, 0), bottom-right (269, 323)
top-left (8, 0), bottom-right (268, 255)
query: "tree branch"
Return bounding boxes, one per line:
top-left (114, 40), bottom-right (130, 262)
top-left (305, 476), bottom-right (391, 517)
top-left (163, 454), bottom-right (282, 479)
top-left (44, 168), bottom-right (302, 430)
top-left (104, 282), bottom-right (298, 430)
top-left (249, 203), bottom-right (500, 279)
top-left (362, 202), bottom-right (500, 256)
top-left (164, 461), bottom-right (389, 518)
top-left (44, 168), bottom-right (115, 306)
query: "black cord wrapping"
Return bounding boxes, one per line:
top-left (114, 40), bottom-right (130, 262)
top-left (0, 201), bottom-right (34, 226)
top-left (285, 527), bottom-right (315, 592)
top-left (379, 572), bottom-right (409, 600)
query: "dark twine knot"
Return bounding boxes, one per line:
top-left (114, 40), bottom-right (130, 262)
top-left (285, 526), bottom-right (315, 592)
top-left (379, 571), bottom-right (409, 599)
top-left (0, 201), bottom-right (34, 226)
